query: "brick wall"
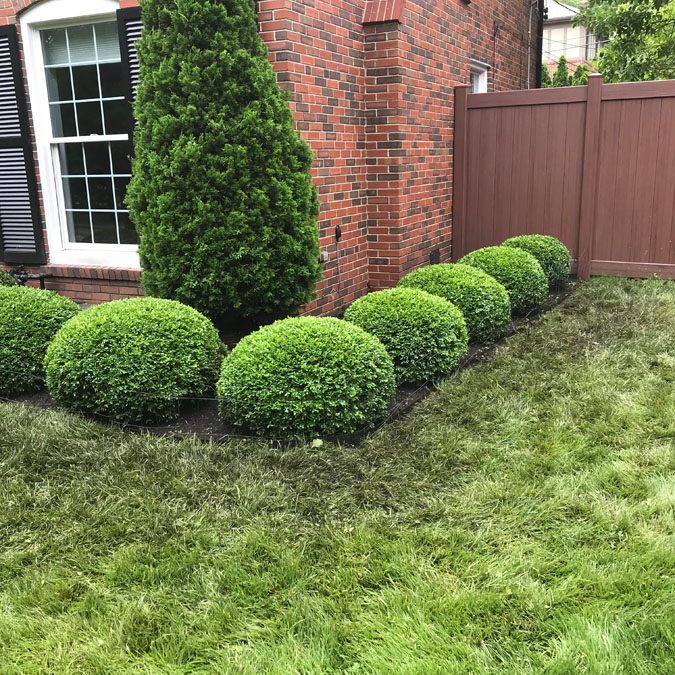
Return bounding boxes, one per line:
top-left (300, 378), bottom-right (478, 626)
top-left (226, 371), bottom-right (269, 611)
top-left (2, 0), bottom-right (540, 310)
top-left (363, 0), bottom-right (540, 288)
top-left (259, 0), bottom-right (371, 315)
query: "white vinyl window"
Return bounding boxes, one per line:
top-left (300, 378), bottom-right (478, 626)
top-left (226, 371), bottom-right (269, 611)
top-left (21, 0), bottom-right (139, 268)
top-left (42, 23), bottom-right (135, 245)
top-left (470, 60), bottom-right (490, 94)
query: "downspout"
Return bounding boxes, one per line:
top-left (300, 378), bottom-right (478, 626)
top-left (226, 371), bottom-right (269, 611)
top-left (527, 0), bottom-right (545, 88)
top-left (535, 0), bottom-right (545, 88)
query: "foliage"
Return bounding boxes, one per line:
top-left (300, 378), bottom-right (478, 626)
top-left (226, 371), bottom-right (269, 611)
top-left (45, 298), bottom-right (223, 424)
top-left (541, 64), bottom-right (553, 88)
top-left (577, 0), bottom-right (675, 82)
top-left (1, 278), bottom-right (675, 672)
top-left (502, 235), bottom-right (572, 288)
top-left (571, 63), bottom-right (591, 85)
top-left (0, 286), bottom-right (79, 397)
top-left (551, 55), bottom-right (572, 87)
top-left (398, 263), bottom-right (511, 343)
top-left (344, 288), bottom-right (468, 384)
top-left (0, 269), bottom-right (17, 286)
top-left (217, 316), bottom-right (395, 438)
top-left (543, 62), bottom-right (589, 89)
top-left (127, 0), bottom-right (322, 327)
top-left (458, 246), bottom-right (548, 315)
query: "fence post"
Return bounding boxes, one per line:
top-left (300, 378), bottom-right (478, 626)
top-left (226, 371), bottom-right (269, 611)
top-left (577, 74), bottom-right (603, 279)
top-left (452, 85), bottom-right (469, 261)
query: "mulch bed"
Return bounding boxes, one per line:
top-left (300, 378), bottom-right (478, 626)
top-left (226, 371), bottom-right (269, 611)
top-left (10, 282), bottom-right (579, 446)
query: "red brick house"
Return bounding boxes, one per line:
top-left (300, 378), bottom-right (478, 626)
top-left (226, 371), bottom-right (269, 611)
top-left (0, 0), bottom-right (543, 314)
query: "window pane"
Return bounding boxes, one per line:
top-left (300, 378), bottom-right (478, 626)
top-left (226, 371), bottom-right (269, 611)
top-left (46, 67), bottom-right (73, 102)
top-left (62, 177), bottom-right (88, 210)
top-left (84, 143), bottom-right (111, 174)
top-left (111, 142), bottom-right (132, 174)
top-left (50, 103), bottom-right (77, 137)
top-left (67, 25), bottom-right (96, 64)
top-left (95, 23), bottom-right (121, 61)
top-left (92, 212), bottom-right (118, 244)
top-left (103, 100), bottom-right (129, 135)
top-left (76, 102), bottom-right (104, 135)
top-left (118, 212), bottom-right (138, 245)
top-left (88, 177), bottom-right (114, 210)
top-left (66, 211), bottom-right (92, 243)
top-left (99, 62), bottom-right (125, 98)
top-left (72, 65), bottom-right (100, 100)
top-left (42, 29), bottom-right (68, 66)
top-left (114, 176), bottom-right (130, 209)
top-left (59, 144), bottom-right (85, 175)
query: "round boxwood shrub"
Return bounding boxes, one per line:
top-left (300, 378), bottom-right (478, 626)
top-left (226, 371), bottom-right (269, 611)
top-left (458, 246), bottom-right (548, 315)
top-left (343, 288), bottom-right (468, 384)
top-left (0, 269), bottom-right (17, 286)
top-left (217, 317), bottom-right (395, 439)
top-left (398, 263), bottom-right (511, 343)
top-left (0, 286), bottom-right (79, 397)
top-left (45, 298), bottom-right (223, 425)
top-left (503, 234), bottom-right (571, 288)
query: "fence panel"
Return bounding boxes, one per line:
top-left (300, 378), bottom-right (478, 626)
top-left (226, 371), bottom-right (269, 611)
top-left (453, 76), bottom-right (675, 279)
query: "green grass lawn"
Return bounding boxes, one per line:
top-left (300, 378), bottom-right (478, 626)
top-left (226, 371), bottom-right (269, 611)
top-left (1, 277), bottom-right (674, 673)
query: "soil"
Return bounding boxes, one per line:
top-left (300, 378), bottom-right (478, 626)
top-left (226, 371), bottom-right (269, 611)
top-left (10, 282), bottom-right (578, 446)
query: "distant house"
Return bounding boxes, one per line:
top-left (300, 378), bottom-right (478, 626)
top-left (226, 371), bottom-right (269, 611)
top-left (543, 1), bottom-right (600, 74)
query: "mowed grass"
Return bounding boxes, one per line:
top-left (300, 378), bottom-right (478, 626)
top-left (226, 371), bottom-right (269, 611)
top-left (1, 277), bottom-right (674, 674)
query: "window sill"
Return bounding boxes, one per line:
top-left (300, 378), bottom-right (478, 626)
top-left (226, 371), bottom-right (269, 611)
top-left (48, 249), bottom-right (141, 269)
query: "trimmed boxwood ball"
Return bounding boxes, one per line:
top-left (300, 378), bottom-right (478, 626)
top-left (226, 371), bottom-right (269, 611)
top-left (344, 288), bottom-right (468, 384)
top-left (0, 286), bottom-right (79, 397)
top-left (398, 263), bottom-right (511, 343)
top-left (0, 269), bottom-right (17, 286)
top-left (458, 246), bottom-right (548, 315)
top-left (217, 317), bottom-right (395, 439)
top-left (503, 234), bottom-right (571, 288)
top-left (45, 298), bottom-right (223, 425)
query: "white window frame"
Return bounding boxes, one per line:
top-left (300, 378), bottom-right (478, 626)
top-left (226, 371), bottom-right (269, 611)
top-left (469, 59), bottom-right (490, 94)
top-left (21, 0), bottom-right (140, 268)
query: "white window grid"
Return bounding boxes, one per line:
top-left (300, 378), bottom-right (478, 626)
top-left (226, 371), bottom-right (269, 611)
top-left (20, 0), bottom-right (140, 267)
top-left (44, 22), bottom-right (126, 138)
top-left (41, 19), bottom-right (135, 247)
top-left (52, 137), bottom-right (133, 245)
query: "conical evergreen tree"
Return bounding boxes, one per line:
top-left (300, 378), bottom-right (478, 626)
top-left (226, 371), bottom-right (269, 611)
top-left (541, 65), bottom-right (553, 88)
top-left (127, 0), bottom-right (321, 327)
top-left (551, 55), bottom-right (572, 87)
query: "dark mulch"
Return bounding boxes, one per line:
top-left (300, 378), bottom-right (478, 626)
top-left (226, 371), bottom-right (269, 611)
top-left (10, 282), bottom-right (579, 445)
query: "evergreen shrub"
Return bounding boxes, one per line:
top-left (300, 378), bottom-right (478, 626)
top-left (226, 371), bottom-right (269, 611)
top-left (502, 234), bottom-right (571, 288)
top-left (0, 286), bottom-right (79, 397)
top-left (45, 298), bottom-right (223, 424)
top-left (217, 317), bottom-right (395, 438)
top-left (127, 0), bottom-right (322, 327)
top-left (399, 264), bottom-right (511, 343)
top-left (458, 246), bottom-right (548, 315)
top-left (344, 288), bottom-right (468, 384)
top-left (0, 269), bottom-right (17, 286)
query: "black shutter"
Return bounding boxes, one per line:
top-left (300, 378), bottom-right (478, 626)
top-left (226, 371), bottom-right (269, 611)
top-left (0, 25), bottom-right (45, 265)
top-left (117, 7), bottom-right (142, 105)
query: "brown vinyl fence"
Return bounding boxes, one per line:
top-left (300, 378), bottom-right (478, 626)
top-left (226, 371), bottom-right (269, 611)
top-left (452, 75), bottom-right (675, 278)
